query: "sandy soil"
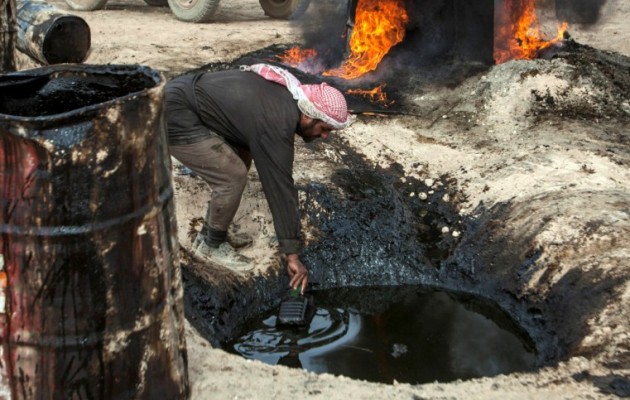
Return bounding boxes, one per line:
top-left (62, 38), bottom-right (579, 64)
top-left (16, 0), bottom-right (630, 398)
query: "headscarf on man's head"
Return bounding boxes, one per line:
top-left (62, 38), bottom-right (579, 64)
top-left (240, 63), bottom-right (354, 130)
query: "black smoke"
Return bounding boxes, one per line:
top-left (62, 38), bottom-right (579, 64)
top-left (291, 0), bottom-right (352, 70)
top-left (555, 0), bottom-right (608, 25)
top-left (288, 0), bottom-right (611, 88)
top-left (293, 0), bottom-right (495, 85)
top-left (391, 0), bottom-right (495, 66)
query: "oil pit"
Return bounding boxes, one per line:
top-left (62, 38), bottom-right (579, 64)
top-left (179, 55), bottom-right (624, 391)
top-left (225, 286), bottom-right (536, 385)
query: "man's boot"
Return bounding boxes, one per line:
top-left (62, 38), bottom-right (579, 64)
top-left (193, 232), bottom-right (253, 273)
top-left (226, 231), bottom-right (253, 248)
top-left (193, 228), bottom-right (253, 249)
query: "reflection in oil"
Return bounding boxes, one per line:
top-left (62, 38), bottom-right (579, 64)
top-left (227, 287), bottom-right (536, 384)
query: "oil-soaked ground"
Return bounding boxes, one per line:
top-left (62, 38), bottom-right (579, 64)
top-left (226, 285), bottom-right (536, 385)
top-left (180, 51), bottom-right (478, 352)
top-left (181, 50), bottom-right (548, 371)
top-left (179, 38), bottom-right (630, 397)
top-left (181, 136), bottom-right (473, 348)
top-left (181, 133), bottom-right (559, 376)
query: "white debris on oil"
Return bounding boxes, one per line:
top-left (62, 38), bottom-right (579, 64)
top-left (96, 149), bottom-right (109, 162)
top-left (102, 163), bottom-right (121, 178)
top-left (105, 106), bottom-right (121, 124)
top-left (40, 139), bottom-right (55, 153)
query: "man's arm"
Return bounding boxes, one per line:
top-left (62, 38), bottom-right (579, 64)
top-left (251, 133), bottom-right (308, 292)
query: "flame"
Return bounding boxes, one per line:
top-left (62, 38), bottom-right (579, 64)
top-left (494, 0), bottom-right (568, 64)
top-left (275, 46), bottom-right (325, 75)
top-left (276, 47), bottom-right (318, 66)
top-left (324, 0), bottom-right (409, 80)
top-left (346, 85), bottom-right (393, 107)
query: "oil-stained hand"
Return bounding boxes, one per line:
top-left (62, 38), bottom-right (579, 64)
top-left (286, 253), bottom-right (308, 294)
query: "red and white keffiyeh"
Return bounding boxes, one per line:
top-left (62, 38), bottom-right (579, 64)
top-left (240, 63), bottom-right (353, 130)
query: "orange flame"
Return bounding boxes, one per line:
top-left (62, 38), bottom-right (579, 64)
top-left (346, 85), bottom-right (393, 107)
top-left (324, 0), bottom-right (409, 80)
top-left (276, 47), bottom-right (318, 67)
top-left (275, 46), bottom-right (325, 75)
top-left (494, 0), bottom-right (568, 64)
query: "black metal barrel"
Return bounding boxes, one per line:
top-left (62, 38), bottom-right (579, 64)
top-left (16, 0), bottom-right (90, 65)
top-left (0, 64), bottom-right (189, 399)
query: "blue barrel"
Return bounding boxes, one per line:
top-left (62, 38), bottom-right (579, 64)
top-left (0, 64), bottom-right (189, 399)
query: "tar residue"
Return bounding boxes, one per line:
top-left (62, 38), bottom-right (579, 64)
top-left (296, 137), bottom-right (464, 289)
top-left (226, 285), bottom-right (536, 385)
top-left (0, 71), bottom-right (155, 117)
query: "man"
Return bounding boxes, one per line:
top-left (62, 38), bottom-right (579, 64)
top-left (165, 63), bottom-right (353, 293)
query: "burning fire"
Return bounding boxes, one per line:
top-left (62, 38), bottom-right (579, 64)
top-left (274, 47), bottom-right (395, 107)
top-left (279, 0), bottom-right (568, 78)
top-left (273, 0), bottom-right (571, 112)
top-left (276, 47), bottom-right (317, 65)
top-left (274, 0), bottom-right (408, 108)
top-left (324, 0), bottom-right (409, 79)
top-left (277, 0), bottom-right (409, 80)
top-left (273, 46), bottom-right (325, 75)
top-left (494, 0), bottom-right (568, 64)
top-left (346, 85), bottom-right (393, 107)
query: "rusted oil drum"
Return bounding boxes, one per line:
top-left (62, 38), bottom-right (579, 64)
top-left (16, 0), bottom-right (91, 65)
top-left (0, 64), bottom-right (189, 399)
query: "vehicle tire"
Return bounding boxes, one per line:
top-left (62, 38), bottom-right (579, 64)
top-left (64, 0), bottom-right (108, 11)
top-left (259, 0), bottom-right (311, 20)
top-left (168, 0), bottom-right (220, 23)
top-left (144, 0), bottom-right (168, 7)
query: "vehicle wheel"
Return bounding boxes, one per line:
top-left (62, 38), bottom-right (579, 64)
top-left (64, 0), bottom-right (108, 11)
top-left (144, 0), bottom-right (168, 6)
top-left (259, 0), bottom-right (311, 20)
top-left (168, 0), bottom-right (220, 23)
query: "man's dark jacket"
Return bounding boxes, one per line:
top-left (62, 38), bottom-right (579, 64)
top-left (167, 69), bottom-right (303, 254)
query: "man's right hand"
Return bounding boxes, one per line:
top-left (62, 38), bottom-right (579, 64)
top-left (286, 253), bottom-right (308, 294)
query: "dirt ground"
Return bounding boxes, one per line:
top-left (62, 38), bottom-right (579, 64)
top-left (19, 0), bottom-right (630, 398)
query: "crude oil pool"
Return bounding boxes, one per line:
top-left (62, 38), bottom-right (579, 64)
top-left (225, 285), bottom-right (536, 384)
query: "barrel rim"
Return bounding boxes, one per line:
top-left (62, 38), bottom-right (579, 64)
top-left (0, 63), bottom-right (164, 123)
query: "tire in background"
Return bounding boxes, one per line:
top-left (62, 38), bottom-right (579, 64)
top-left (64, 0), bottom-right (108, 11)
top-left (168, 0), bottom-right (220, 23)
top-left (259, 0), bottom-right (310, 20)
